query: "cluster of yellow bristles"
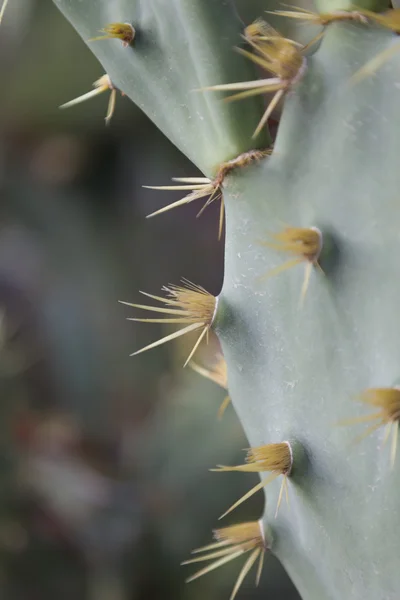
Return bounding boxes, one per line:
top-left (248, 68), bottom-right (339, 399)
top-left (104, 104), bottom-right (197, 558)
top-left (340, 388), bottom-right (400, 468)
top-left (212, 442), bottom-right (293, 518)
top-left (182, 521), bottom-right (268, 600)
top-left (201, 19), bottom-right (306, 139)
top-left (120, 280), bottom-right (217, 367)
top-left (89, 22), bottom-right (135, 47)
top-left (261, 226), bottom-right (323, 304)
top-left (144, 149), bottom-right (270, 240)
top-left (145, 177), bottom-right (225, 238)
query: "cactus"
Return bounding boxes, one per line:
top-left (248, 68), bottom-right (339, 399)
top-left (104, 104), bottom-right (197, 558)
top-left (51, 0), bottom-right (400, 599)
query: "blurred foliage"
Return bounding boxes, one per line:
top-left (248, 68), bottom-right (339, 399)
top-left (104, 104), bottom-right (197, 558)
top-left (0, 1), bottom-right (300, 599)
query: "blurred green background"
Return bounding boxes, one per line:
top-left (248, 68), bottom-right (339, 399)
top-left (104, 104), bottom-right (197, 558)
top-left (0, 1), bottom-right (301, 598)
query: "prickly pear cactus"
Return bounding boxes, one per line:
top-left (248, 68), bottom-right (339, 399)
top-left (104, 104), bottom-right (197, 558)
top-left (50, 0), bottom-right (400, 599)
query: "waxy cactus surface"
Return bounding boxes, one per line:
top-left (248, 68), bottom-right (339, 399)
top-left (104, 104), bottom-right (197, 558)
top-left (50, 0), bottom-right (400, 598)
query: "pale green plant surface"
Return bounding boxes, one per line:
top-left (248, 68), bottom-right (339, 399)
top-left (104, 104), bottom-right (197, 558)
top-left (51, 1), bottom-right (400, 599)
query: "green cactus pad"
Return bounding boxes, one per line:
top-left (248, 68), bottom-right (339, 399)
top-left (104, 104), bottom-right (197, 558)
top-left (53, 0), bottom-right (270, 176)
top-left (52, 1), bottom-right (400, 598)
top-left (217, 22), bottom-right (400, 600)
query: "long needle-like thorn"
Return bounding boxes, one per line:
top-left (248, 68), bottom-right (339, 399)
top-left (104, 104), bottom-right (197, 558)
top-left (229, 549), bottom-right (261, 600)
top-left (351, 41), bottom-right (400, 85)
top-left (106, 88), bottom-right (117, 125)
top-left (189, 356), bottom-right (230, 418)
top-left (0, 0), bottom-right (9, 24)
top-left (391, 423), bottom-right (399, 469)
top-left (253, 89), bottom-right (285, 138)
top-left (219, 473), bottom-right (280, 519)
top-left (217, 395), bottom-right (231, 419)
